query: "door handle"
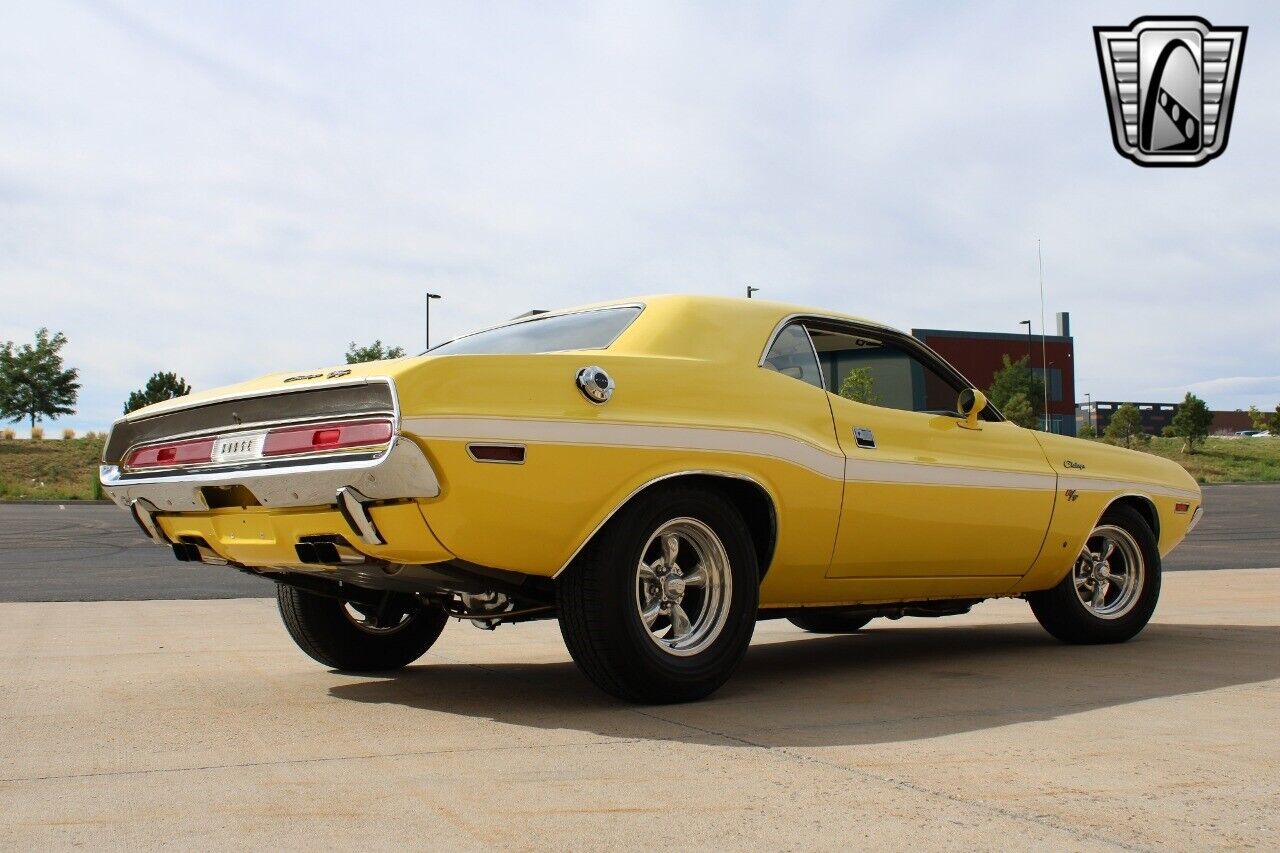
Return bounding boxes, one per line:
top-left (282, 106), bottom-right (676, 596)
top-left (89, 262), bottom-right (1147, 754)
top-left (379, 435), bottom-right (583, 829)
top-left (853, 427), bottom-right (877, 449)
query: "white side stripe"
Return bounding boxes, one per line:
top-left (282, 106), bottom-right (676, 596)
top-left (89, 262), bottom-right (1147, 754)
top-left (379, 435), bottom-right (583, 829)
top-left (404, 416), bottom-right (846, 480)
top-left (403, 416), bottom-right (1199, 499)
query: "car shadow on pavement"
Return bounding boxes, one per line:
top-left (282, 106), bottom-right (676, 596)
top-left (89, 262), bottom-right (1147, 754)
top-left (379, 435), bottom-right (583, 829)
top-left (328, 620), bottom-right (1280, 747)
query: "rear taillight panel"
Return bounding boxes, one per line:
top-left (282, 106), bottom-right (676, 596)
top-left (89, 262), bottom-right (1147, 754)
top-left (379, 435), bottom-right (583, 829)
top-left (121, 418), bottom-right (394, 472)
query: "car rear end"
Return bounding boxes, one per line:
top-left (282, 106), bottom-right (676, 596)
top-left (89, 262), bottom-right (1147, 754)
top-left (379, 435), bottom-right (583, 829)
top-left (100, 375), bottom-right (455, 571)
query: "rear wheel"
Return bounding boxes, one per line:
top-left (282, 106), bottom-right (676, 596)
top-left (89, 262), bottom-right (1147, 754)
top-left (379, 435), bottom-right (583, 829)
top-left (1027, 504), bottom-right (1161, 644)
top-left (557, 485), bottom-right (759, 703)
top-left (787, 612), bottom-right (874, 634)
top-left (276, 584), bottom-right (448, 671)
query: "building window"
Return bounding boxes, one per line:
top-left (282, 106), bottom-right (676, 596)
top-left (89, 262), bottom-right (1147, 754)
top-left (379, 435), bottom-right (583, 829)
top-left (1034, 366), bottom-right (1064, 402)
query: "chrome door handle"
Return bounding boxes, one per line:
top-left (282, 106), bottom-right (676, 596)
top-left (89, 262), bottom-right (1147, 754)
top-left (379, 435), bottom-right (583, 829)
top-left (853, 427), bottom-right (876, 449)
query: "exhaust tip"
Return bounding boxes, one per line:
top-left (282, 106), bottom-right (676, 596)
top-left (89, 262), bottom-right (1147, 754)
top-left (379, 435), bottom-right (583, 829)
top-left (171, 542), bottom-right (201, 562)
top-left (294, 542), bottom-right (320, 564)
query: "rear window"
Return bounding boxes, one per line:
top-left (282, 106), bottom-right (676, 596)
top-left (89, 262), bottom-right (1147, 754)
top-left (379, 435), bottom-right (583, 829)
top-left (429, 306), bottom-right (642, 356)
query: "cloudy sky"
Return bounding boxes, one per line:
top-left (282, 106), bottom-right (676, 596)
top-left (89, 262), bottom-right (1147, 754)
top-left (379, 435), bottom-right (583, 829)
top-left (2, 1), bottom-right (1277, 432)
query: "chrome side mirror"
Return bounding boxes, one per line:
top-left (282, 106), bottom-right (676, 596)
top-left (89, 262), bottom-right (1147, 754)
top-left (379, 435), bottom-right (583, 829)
top-left (957, 388), bottom-right (987, 430)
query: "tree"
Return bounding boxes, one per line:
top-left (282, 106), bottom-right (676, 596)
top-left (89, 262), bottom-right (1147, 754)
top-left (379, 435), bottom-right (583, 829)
top-left (837, 367), bottom-right (878, 405)
top-left (1104, 402), bottom-right (1148, 448)
top-left (1001, 392), bottom-right (1037, 429)
top-left (1248, 405), bottom-right (1268, 431)
top-left (124, 372), bottom-right (192, 414)
top-left (1166, 392), bottom-right (1213, 454)
top-left (987, 354), bottom-right (1046, 429)
top-left (1272, 405), bottom-right (1280, 435)
top-left (0, 328), bottom-right (80, 430)
top-left (346, 340), bottom-right (406, 364)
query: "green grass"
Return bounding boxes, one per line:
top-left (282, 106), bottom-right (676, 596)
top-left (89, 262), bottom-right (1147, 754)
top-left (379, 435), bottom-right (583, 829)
top-left (1089, 435), bottom-right (1280, 484)
top-left (0, 436), bottom-right (106, 500)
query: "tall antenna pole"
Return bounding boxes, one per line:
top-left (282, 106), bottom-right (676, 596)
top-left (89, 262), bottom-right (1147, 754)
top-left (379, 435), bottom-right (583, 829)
top-left (1037, 239), bottom-right (1049, 431)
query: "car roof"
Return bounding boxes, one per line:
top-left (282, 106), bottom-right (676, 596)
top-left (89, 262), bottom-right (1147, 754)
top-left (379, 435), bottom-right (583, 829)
top-left (445, 294), bottom-right (898, 363)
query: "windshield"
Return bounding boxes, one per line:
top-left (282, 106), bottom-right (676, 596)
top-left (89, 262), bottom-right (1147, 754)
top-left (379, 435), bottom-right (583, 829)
top-left (429, 306), bottom-right (642, 356)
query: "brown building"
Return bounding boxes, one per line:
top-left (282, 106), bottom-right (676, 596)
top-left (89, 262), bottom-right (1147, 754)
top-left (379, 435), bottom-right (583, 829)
top-left (1077, 402), bottom-right (1257, 436)
top-left (913, 312), bottom-right (1076, 435)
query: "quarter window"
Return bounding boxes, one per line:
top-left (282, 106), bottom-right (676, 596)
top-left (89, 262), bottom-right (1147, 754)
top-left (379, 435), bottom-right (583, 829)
top-left (762, 325), bottom-right (823, 389)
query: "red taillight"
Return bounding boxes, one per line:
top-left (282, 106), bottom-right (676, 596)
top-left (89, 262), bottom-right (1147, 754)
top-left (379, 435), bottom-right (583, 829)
top-left (124, 437), bottom-right (216, 469)
top-left (262, 420), bottom-right (392, 457)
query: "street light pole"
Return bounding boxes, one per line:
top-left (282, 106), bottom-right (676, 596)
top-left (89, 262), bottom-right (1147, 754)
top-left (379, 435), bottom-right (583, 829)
top-left (1019, 319), bottom-right (1035, 429)
top-left (1018, 320), bottom-right (1033, 367)
top-left (425, 292), bottom-right (441, 351)
top-left (1085, 392), bottom-right (1094, 436)
top-left (746, 286), bottom-right (760, 299)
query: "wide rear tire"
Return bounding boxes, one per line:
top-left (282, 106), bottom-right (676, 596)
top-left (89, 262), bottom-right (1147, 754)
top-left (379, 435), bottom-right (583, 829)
top-left (277, 584), bottom-right (448, 671)
top-left (1027, 504), bottom-right (1161, 645)
top-left (557, 484), bottom-right (759, 703)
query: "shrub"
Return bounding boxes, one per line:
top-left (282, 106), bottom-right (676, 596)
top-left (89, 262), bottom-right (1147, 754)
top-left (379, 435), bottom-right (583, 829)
top-left (30, 426), bottom-right (44, 441)
top-left (2, 427), bottom-right (13, 440)
top-left (62, 427), bottom-right (75, 440)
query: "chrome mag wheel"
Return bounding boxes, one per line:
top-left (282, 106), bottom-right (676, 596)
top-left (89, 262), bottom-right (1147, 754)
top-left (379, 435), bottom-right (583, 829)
top-left (635, 517), bottom-right (733, 657)
top-left (1072, 524), bottom-right (1145, 620)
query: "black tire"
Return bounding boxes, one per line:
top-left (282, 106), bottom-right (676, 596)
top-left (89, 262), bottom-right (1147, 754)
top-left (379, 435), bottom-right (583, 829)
top-left (787, 612), bottom-right (874, 634)
top-left (1027, 504), bottom-right (1161, 645)
top-left (276, 584), bottom-right (448, 671)
top-left (557, 484), bottom-right (759, 703)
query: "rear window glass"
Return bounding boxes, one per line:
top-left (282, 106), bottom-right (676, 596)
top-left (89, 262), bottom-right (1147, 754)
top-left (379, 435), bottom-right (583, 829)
top-left (429, 306), bottom-right (642, 356)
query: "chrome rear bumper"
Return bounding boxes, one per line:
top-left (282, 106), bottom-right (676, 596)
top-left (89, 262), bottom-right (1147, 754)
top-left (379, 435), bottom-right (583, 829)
top-left (100, 436), bottom-right (440, 514)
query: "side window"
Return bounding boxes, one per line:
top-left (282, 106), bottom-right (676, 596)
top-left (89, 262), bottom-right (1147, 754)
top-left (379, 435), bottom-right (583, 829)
top-left (809, 328), bottom-right (962, 415)
top-left (762, 324), bottom-right (823, 389)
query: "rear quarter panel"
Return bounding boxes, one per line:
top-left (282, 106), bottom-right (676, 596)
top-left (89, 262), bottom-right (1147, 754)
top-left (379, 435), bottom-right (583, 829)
top-left (395, 352), bottom-right (846, 587)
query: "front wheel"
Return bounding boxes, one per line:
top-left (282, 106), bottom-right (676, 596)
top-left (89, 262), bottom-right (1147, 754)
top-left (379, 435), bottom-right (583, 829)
top-left (277, 584), bottom-right (448, 671)
top-left (557, 485), bottom-right (759, 703)
top-left (1027, 504), bottom-right (1161, 644)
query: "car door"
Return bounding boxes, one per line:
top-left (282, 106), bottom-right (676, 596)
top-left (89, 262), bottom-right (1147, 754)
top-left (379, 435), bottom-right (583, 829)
top-left (797, 320), bottom-right (1058, 580)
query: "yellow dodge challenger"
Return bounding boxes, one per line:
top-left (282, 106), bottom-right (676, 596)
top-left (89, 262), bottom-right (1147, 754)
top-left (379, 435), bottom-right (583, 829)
top-left (101, 296), bottom-right (1203, 702)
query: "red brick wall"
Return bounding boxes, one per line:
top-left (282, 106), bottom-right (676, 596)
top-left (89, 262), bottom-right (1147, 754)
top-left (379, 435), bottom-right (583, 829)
top-left (1211, 410), bottom-right (1255, 433)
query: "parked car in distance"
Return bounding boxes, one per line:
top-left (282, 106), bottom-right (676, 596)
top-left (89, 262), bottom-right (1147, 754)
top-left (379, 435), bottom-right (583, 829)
top-left (100, 296), bottom-right (1203, 702)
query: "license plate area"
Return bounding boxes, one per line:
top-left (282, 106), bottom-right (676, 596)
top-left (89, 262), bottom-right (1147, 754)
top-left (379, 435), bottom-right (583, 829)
top-left (211, 431), bottom-right (268, 464)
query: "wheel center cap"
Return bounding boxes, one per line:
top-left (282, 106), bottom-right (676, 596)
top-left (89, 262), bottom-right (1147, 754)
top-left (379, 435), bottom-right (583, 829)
top-left (663, 575), bottom-right (686, 601)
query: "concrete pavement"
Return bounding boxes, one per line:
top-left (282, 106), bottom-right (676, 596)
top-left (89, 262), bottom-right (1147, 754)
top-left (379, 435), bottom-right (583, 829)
top-left (1, 483), bottom-right (1277, 601)
top-left (1, 568), bottom-right (1276, 850)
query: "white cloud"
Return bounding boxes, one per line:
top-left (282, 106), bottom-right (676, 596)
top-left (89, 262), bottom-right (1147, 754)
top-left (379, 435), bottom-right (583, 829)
top-left (1, 0), bottom-right (1277, 431)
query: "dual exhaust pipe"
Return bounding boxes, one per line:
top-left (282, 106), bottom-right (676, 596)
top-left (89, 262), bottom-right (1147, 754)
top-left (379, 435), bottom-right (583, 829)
top-left (168, 534), bottom-right (364, 567)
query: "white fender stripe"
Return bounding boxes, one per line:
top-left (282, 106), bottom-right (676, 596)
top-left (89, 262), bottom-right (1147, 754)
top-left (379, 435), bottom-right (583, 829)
top-left (1059, 475), bottom-right (1200, 502)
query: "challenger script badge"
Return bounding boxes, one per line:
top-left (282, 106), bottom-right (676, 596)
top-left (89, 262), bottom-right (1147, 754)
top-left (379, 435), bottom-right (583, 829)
top-left (1094, 16), bottom-right (1247, 167)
